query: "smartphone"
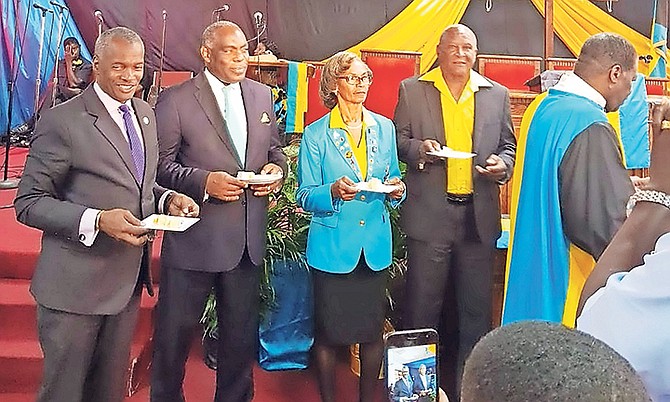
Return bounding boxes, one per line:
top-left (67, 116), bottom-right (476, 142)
top-left (385, 328), bottom-right (439, 402)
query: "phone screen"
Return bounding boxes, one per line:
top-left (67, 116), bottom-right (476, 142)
top-left (386, 331), bottom-right (438, 402)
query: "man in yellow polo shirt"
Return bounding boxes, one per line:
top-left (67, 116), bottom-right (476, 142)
top-left (394, 24), bottom-right (516, 401)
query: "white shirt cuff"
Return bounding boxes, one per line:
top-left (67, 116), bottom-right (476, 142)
top-left (78, 208), bottom-right (100, 247)
top-left (158, 190), bottom-right (174, 214)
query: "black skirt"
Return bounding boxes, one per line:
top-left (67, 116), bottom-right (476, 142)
top-left (312, 260), bottom-right (389, 345)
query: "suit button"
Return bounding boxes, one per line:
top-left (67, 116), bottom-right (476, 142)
top-left (79, 234), bottom-right (85, 241)
top-left (359, 220), bottom-right (365, 226)
top-left (360, 195), bottom-right (366, 201)
top-left (241, 200), bottom-right (247, 206)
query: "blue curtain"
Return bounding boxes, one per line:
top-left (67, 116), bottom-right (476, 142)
top-left (1, 0), bottom-right (90, 137)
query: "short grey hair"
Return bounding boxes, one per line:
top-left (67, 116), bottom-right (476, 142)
top-left (320, 51), bottom-right (370, 110)
top-left (575, 32), bottom-right (637, 76)
top-left (201, 21), bottom-right (244, 49)
top-left (94, 27), bottom-right (144, 58)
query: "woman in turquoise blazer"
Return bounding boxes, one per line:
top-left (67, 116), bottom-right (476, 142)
top-left (296, 51), bottom-right (405, 402)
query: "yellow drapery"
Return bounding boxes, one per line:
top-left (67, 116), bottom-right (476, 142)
top-left (345, 0), bottom-right (471, 74)
top-left (529, 0), bottom-right (659, 75)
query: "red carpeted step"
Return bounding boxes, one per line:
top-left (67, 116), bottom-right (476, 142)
top-left (0, 279), bottom-right (37, 341)
top-left (0, 277), bottom-right (158, 394)
top-left (0, 341), bottom-right (150, 395)
top-left (0, 339), bottom-right (43, 393)
top-left (0, 393), bottom-right (35, 402)
top-left (0, 279), bottom-right (157, 342)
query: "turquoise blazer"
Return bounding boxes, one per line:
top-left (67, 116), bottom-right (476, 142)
top-left (296, 109), bottom-right (404, 274)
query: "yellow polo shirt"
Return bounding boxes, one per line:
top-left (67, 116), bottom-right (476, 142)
top-left (419, 68), bottom-right (490, 194)
top-left (329, 105), bottom-right (367, 180)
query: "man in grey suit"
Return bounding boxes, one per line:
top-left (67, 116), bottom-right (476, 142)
top-left (150, 21), bottom-right (286, 402)
top-left (394, 24), bottom-right (516, 400)
top-left (14, 27), bottom-right (198, 402)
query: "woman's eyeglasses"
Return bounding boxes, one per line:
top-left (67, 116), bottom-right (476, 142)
top-left (337, 73), bottom-right (373, 85)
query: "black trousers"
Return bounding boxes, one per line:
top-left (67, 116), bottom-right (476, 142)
top-left (36, 294), bottom-right (140, 402)
top-left (150, 252), bottom-right (260, 402)
top-left (402, 201), bottom-right (494, 401)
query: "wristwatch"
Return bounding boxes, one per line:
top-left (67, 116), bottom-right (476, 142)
top-left (626, 189), bottom-right (670, 217)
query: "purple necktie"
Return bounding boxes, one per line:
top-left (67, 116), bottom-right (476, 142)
top-left (118, 104), bottom-right (145, 183)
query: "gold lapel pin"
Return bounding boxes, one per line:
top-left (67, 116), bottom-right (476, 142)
top-left (260, 112), bottom-right (271, 124)
top-left (345, 150), bottom-right (353, 158)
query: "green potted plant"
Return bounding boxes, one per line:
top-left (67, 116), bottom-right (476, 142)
top-left (200, 142), bottom-right (311, 369)
top-left (200, 145), bottom-right (408, 373)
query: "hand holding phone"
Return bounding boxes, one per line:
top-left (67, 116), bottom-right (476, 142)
top-left (385, 328), bottom-right (439, 402)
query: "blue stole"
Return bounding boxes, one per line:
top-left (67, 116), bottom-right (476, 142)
top-left (503, 89), bottom-right (608, 325)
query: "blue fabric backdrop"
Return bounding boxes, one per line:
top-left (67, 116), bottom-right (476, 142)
top-left (1, 0), bottom-right (89, 137)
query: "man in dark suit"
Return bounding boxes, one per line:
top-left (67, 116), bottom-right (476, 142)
top-left (394, 24), bottom-right (516, 400)
top-left (14, 27), bottom-right (198, 402)
top-left (150, 21), bottom-right (286, 402)
top-left (393, 366), bottom-right (417, 402)
top-left (413, 364), bottom-right (434, 401)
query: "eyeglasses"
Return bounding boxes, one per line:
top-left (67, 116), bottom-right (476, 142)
top-left (337, 73), bottom-right (373, 85)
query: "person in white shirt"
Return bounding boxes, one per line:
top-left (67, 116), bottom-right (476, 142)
top-left (14, 27), bottom-right (197, 402)
top-left (577, 98), bottom-right (670, 402)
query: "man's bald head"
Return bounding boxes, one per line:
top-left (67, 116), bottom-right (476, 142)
top-left (437, 24), bottom-right (478, 83)
top-left (439, 24), bottom-right (478, 50)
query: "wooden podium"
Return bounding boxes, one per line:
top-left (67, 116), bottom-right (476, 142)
top-left (246, 59), bottom-right (289, 87)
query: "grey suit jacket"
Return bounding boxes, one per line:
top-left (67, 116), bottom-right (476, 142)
top-left (395, 75), bottom-right (516, 244)
top-left (156, 72), bottom-right (287, 272)
top-left (15, 86), bottom-right (161, 315)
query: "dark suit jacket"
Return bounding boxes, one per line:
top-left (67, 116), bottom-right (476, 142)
top-left (155, 72), bottom-right (287, 272)
top-left (412, 374), bottom-right (432, 393)
top-left (395, 74), bottom-right (516, 244)
top-left (393, 378), bottom-right (414, 401)
top-left (15, 86), bottom-right (160, 315)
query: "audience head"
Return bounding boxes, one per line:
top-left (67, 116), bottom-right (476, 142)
top-left (574, 32), bottom-right (637, 112)
top-left (93, 27), bottom-right (144, 103)
top-left (200, 21), bottom-right (249, 84)
top-left (320, 51), bottom-right (373, 110)
top-left (63, 37), bottom-right (81, 58)
top-left (461, 321), bottom-right (650, 402)
top-left (437, 24), bottom-right (478, 82)
top-left (418, 364), bottom-right (426, 375)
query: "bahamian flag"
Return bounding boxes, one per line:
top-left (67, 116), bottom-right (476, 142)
top-left (650, 0), bottom-right (668, 77)
top-left (502, 89), bottom-right (609, 327)
top-left (285, 61), bottom-right (309, 133)
top-left (607, 73), bottom-right (650, 169)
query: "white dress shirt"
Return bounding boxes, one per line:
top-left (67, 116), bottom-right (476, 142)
top-left (78, 84), bottom-right (168, 246)
top-left (204, 68), bottom-right (248, 163)
top-left (578, 232), bottom-right (670, 401)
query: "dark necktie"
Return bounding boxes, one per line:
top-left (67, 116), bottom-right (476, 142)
top-left (118, 104), bottom-right (145, 183)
